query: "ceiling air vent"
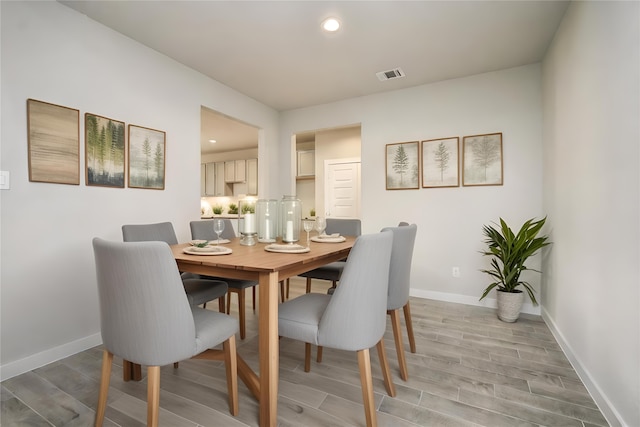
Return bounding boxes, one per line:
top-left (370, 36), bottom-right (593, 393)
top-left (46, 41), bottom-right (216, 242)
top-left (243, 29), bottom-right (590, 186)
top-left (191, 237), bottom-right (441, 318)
top-left (376, 68), bottom-right (405, 81)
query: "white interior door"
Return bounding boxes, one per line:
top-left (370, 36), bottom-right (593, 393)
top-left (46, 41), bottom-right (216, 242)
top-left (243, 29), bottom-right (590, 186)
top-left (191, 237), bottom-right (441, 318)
top-left (324, 159), bottom-right (361, 219)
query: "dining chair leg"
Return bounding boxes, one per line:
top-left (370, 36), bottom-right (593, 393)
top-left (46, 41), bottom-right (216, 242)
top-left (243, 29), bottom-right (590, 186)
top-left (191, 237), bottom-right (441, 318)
top-left (226, 293), bottom-right (232, 315)
top-left (388, 309), bottom-right (409, 381)
top-left (95, 350), bottom-right (113, 427)
top-left (280, 281), bottom-right (285, 303)
top-left (376, 339), bottom-right (397, 397)
top-left (223, 335), bottom-right (239, 416)
top-left (147, 366), bottom-right (161, 427)
top-left (305, 277), bottom-right (312, 293)
top-left (403, 302), bottom-right (416, 353)
top-left (218, 296), bottom-right (226, 313)
top-left (357, 348), bottom-right (377, 427)
top-left (317, 346), bottom-right (323, 363)
top-left (238, 289), bottom-right (246, 339)
top-left (173, 362), bottom-right (179, 369)
top-left (286, 278), bottom-right (290, 299)
top-left (304, 342), bottom-right (312, 372)
top-left (252, 287), bottom-right (256, 312)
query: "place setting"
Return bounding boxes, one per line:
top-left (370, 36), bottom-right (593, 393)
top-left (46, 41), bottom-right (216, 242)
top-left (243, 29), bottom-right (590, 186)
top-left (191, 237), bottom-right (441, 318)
top-left (309, 217), bottom-right (346, 243)
top-left (184, 219), bottom-right (233, 255)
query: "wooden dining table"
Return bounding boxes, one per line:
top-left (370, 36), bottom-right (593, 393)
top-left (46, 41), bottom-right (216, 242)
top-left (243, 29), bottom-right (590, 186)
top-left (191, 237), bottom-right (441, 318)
top-left (131, 236), bottom-right (355, 427)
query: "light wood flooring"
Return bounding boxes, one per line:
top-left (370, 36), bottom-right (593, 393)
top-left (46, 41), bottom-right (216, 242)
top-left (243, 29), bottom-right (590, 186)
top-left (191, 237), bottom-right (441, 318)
top-left (1, 278), bottom-right (609, 426)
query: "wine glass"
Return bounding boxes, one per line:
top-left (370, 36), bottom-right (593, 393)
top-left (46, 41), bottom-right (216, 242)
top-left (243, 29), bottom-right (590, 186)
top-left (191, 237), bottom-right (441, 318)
top-left (303, 219), bottom-right (314, 247)
top-left (213, 219), bottom-right (225, 245)
top-left (315, 216), bottom-right (326, 237)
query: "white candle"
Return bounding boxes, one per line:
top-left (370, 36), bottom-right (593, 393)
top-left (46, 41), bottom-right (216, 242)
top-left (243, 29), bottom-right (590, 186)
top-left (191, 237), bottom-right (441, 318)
top-left (285, 220), bottom-right (294, 242)
top-left (264, 218), bottom-right (271, 240)
top-left (244, 213), bottom-right (256, 233)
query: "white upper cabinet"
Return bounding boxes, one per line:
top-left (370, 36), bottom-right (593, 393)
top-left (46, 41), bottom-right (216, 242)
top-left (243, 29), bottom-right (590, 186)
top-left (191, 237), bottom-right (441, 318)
top-left (297, 150), bottom-right (315, 177)
top-left (225, 159), bottom-right (246, 183)
top-left (246, 158), bottom-right (258, 195)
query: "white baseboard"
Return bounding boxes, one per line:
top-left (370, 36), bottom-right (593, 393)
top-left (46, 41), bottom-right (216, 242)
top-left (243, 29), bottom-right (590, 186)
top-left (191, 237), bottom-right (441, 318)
top-left (0, 333), bottom-right (102, 382)
top-left (410, 288), bottom-right (541, 315)
top-left (541, 307), bottom-right (622, 427)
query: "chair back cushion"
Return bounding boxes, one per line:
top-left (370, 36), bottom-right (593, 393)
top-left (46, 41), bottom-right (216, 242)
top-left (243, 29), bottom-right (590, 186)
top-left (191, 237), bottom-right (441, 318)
top-left (382, 224), bottom-right (417, 310)
top-left (318, 231), bottom-right (393, 351)
top-left (326, 218), bottom-right (361, 237)
top-left (92, 238), bottom-right (197, 366)
top-left (122, 222), bottom-right (178, 245)
top-left (190, 219), bottom-right (236, 240)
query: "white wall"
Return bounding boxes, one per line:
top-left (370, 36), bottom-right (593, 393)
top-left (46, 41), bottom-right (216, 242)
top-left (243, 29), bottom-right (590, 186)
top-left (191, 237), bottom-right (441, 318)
top-left (281, 65), bottom-right (545, 313)
top-left (542, 2), bottom-right (639, 426)
top-left (0, 1), bottom-right (278, 380)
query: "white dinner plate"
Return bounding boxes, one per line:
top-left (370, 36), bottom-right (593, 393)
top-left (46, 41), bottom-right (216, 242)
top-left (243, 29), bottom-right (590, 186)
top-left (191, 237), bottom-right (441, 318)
top-left (311, 235), bottom-right (346, 243)
top-left (183, 246), bottom-right (233, 256)
top-left (264, 244), bottom-right (310, 254)
top-left (189, 239), bottom-right (230, 245)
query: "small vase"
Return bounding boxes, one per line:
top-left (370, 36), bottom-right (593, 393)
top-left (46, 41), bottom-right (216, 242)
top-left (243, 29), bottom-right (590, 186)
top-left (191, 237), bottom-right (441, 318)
top-left (496, 290), bottom-right (524, 323)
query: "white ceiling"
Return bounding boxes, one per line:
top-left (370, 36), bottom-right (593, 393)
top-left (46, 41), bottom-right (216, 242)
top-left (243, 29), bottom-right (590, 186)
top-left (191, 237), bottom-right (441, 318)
top-left (60, 0), bottom-right (570, 153)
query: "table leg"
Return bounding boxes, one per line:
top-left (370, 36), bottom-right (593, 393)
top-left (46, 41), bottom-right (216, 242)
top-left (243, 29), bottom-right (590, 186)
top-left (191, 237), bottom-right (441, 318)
top-left (258, 271), bottom-right (279, 427)
top-left (123, 360), bottom-right (142, 381)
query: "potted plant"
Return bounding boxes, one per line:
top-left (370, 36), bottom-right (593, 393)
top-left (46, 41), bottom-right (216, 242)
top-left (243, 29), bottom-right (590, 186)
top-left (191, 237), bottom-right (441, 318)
top-left (227, 203), bottom-right (238, 215)
top-left (212, 205), bottom-right (224, 215)
top-left (479, 217), bottom-right (551, 322)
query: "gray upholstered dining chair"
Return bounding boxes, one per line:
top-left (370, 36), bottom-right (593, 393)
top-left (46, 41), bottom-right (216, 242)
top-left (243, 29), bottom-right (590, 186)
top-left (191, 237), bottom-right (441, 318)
top-left (92, 238), bottom-right (239, 427)
top-left (298, 218), bottom-right (362, 293)
top-left (122, 222), bottom-right (228, 310)
top-left (278, 231), bottom-right (396, 427)
top-left (382, 223), bottom-right (418, 381)
top-left (190, 219), bottom-right (259, 339)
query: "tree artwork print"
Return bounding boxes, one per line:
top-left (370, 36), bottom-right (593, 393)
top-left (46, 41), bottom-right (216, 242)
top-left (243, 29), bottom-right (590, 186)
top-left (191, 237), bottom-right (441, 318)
top-left (421, 137), bottom-right (459, 188)
top-left (128, 125), bottom-right (166, 190)
top-left (85, 113), bottom-right (125, 187)
top-left (463, 133), bottom-right (503, 186)
top-left (386, 141), bottom-right (419, 190)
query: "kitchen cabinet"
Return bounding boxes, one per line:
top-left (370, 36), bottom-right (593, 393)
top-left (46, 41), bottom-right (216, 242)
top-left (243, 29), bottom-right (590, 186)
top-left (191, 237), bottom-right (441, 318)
top-left (246, 158), bottom-right (258, 195)
top-left (297, 150), bottom-right (315, 177)
top-left (225, 159), bottom-right (246, 183)
top-left (202, 162), bottom-right (227, 196)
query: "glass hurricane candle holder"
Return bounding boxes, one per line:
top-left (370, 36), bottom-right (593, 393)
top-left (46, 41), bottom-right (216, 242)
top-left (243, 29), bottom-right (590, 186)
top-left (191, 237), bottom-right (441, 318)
top-left (279, 195), bottom-right (301, 243)
top-left (256, 199), bottom-right (278, 243)
top-left (238, 197), bottom-right (257, 246)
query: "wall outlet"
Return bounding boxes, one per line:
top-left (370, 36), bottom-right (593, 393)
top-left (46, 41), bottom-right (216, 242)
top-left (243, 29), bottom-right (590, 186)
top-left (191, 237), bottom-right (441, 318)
top-left (0, 171), bottom-right (10, 190)
top-left (452, 266), bottom-right (460, 278)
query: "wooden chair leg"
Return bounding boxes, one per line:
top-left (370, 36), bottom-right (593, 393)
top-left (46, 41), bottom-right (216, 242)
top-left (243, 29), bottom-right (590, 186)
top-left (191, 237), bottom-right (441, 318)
top-left (304, 342), bottom-right (311, 372)
top-left (357, 348), bottom-right (377, 427)
top-left (286, 278), bottom-right (290, 299)
top-left (238, 289), bottom-right (246, 339)
top-left (147, 366), bottom-right (161, 427)
top-left (403, 302), bottom-right (416, 353)
top-left (388, 309), bottom-right (409, 381)
top-left (173, 362), bottom-right (179, 369)
top-left (280, 281), bottom-right (285, 303)
top-left (226, 292), bottom-right (232, 315)
top-left (376, 339), bottom-right (397, 397)
top-left (317, 346), bottom-right (323, 363)
top-left (252, 286), bottom-right (256, 312)
top-left (95, 350), bottom-right (113, 427)
top-left (218, 296), bottom-right (226, 313)
top-left (223, 335), bottom-right (239, 415)
top-left (305, 277), bottom-right (312, 293)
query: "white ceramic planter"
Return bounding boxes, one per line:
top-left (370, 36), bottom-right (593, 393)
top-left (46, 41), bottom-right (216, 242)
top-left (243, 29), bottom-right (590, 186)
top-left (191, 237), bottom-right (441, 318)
top-left (496, 290), bottom-right (524, 322)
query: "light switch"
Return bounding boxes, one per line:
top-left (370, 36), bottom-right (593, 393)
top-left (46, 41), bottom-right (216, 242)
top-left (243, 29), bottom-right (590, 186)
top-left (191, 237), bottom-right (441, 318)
top-left (0, 171), bottom-right (10, 190)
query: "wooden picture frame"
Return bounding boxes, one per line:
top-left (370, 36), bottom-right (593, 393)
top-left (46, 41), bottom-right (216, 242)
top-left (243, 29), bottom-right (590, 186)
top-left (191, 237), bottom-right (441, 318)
top-left (421, 137), bottom-right (459, 188)
top-left (85, 113), bottom-right (125, 188)
top-left (386, 141), bottom-right (419, 190)
top-left (462, 132), bottom-right (503, 186)
top-left (128, 124), bottom-right (166, 190)
top-left (27, 99), bottom-right (80, 185)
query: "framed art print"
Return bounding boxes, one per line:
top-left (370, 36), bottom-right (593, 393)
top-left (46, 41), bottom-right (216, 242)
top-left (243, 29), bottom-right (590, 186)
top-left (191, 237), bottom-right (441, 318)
top-left (462, 132), bottom-right (503, 186)
top-left (27, 99), bottom-right (80, 185)
top-left (128, 124), bottom-right (166, 190)
top-left (421, 137), bottom-right (459, 188)
top-left (385, 141), bottom-right (419, 190)
top-left (85, 113), bottom-right (125, 188)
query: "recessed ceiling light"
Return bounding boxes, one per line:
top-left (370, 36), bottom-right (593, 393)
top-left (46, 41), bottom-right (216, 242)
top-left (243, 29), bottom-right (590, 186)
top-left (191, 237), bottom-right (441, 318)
top-left (209, 139), bottom-right (216, 143)
top-left (322, 18), bottom-right (340, 32)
